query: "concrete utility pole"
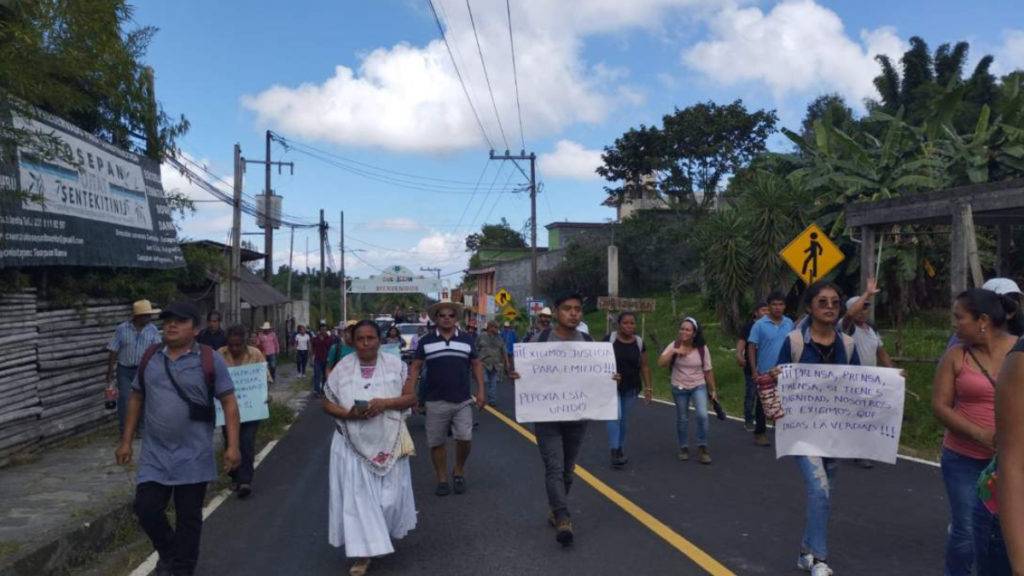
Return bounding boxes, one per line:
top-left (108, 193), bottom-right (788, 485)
top-left (489, 150), bottom-right (537, 297)
top-left (229, 143), bottom-right (243, 325)
top-left (287, 226), bottom-right (295, 300)
top-left (242, 131), bottom-right (295, 282)
top-left (339, 211), bottom-right (346, 325)
top-left (319, 209), bottom-right (327, 325)
top-left (420, 267), bottom-right (442, 301)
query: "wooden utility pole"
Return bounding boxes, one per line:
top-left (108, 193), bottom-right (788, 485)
top-left (287, 226), bottom-right (295, 300)
top-left (229, 143), bottom-right (243, 325)
top-left (489, 150), bottom-right (537, 297)
top-left (319, 209), bottom-right (327, 325)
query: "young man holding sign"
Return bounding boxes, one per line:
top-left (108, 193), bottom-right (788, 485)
top-left (509, 293), bottom-right (621, 547)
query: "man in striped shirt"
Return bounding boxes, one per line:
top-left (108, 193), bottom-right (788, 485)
top-left (106, 300), bottom-right (163, 432)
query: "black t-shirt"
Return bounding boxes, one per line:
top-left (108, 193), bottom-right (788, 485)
top-left (197, 329), bottom-right (227, 351)
top-left (741, 320), bottom-right (756, 376)
top-left (610, 337), bottom-right (645, 394)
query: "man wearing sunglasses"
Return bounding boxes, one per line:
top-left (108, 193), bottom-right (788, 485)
top-left (407, 301), bottom-right (485, 497)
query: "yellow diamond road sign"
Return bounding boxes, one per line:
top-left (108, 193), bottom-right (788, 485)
top-left (502, 307), bottom-right (518, 320)
top-left (495, 289), bottom-right (512, 308)
top-left (779, 224), bottom-right (845, 285)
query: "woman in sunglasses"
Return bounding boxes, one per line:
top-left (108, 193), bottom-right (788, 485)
top-left (771, 281), bottom-right (860, 576)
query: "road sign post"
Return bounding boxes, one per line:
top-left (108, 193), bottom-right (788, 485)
top-left (779, 224), bottom-right (845, 285)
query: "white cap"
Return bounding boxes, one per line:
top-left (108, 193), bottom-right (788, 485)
top-left (982, 277), bottom-right (1022, 296)
top-left (845, 296), bottom-right (863, 310)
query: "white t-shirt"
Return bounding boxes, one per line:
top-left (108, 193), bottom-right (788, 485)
top-left (850, 324), bottom-right (882, 367)
top-left (295, 332), bottom-right (311, 351)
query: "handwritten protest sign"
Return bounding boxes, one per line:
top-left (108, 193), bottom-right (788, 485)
top-left (216, 362), bottom-right (270, 426)
top-left (775, 363), bottom-right (905, 463)
top-left (512, 341), bottom-right (618, 423)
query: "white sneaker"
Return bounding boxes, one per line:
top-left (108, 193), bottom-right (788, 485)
top-left (797, 554), bottom-right (815, 571)
top-left (810, 561), bottom-right (833, 576)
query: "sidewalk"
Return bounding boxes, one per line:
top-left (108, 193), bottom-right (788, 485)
top-left (0, 360), bottom-right (313, 576)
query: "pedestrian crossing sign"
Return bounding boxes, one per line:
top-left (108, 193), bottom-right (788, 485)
top-left (779, 224), bottom-right (845, 285)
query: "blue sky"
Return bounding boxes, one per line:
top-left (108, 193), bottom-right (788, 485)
top-left (135, 0), bottom-right (1024, 281)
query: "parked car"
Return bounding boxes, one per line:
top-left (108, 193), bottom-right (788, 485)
top-left (396, 322), bottom-right (426, 361)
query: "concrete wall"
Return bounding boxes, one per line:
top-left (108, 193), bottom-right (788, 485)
top-left (493, 249), bottom-right (567, 304)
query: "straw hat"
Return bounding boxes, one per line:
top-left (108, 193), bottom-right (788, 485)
top-left (260, 321), bottom-right (272, 330)
top-left (132, 300), bottom-right (160, 317)
top-left (538, 307), bottom-right (552, 317)
top-left (427, 300), bottom-right (464, 322)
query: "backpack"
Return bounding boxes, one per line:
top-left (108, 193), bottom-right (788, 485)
top-left (787, 330), bottom-right (856, 364)
top-left (536, 328), bottom-right (594, 343)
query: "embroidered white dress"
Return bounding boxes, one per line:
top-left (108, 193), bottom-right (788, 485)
top-left (326, 353), bottom-right (417, 557)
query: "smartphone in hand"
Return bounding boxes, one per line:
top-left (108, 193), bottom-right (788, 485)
top-left (352, 399), bottom-right (369, 416)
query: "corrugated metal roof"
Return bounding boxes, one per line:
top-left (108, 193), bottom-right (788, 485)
top-left (238, 267), bottom-right (289, 307)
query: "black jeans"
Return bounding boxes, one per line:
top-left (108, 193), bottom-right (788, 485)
top-left (296, 350), bottom-right (308, 375)
top-left (754, 392), bottom-right (767, 434)
top-left (222, 420), bottom-right (260, 484)
top-left (134, 481), bottom-right (207, 576)
top-left (535, 421), bottom-right (588, 521)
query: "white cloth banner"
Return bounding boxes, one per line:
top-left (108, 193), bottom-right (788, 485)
top-left (215, 361), bottom-right (270, 426)
top-left (513, 341), bottom-right (618, 423)
top-left (775, 363), bottom-right (905, 464)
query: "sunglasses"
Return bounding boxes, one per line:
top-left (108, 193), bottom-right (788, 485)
top-left (436, 312), bottom-right (456, 318)
top-left (814, 299), bottom-right (842, 309)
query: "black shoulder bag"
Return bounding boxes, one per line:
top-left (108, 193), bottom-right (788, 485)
top-left (163, 356), bottom-right (216, 423)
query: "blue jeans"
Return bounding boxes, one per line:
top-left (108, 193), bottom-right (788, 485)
top-left (484, 367), bottom-right (501, 404)
top-left (116, 364), bottom-right (138, 433)
top-left (312, 360), bottom-right (326, 394)
top-left (942, 447), bottom-right (991, 576)
top-left (606, 392), bottom-right (637, 450)
top-left (671, 385), bottom-right (708, 448)
top-left (266, 354), bottom-right (277, 381)
top-left (797, 456), bottom-right (838, 560)
top-left (296, 350), bottom-right (308, 375)
top-left (974, 497), bottom-right (1011, 575)
top-left (743, 372), bottom-right (756, 423)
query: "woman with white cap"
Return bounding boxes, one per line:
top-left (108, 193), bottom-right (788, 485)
top-left (658, 316), bottom-right (718, 464)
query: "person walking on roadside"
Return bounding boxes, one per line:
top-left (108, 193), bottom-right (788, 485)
top-left (256, 322), bottom-right (280, 382)
top-left (311, 321), bottom-right (334, 396)
top-left (933, 288), bottom-right (1019, 576)
top-left (606, 311), bottom-right (652, 468)
top-left (476, 320), bottom-right (509, 406)
top-left (948, 279), bottom-right (1024, 349)
top-left (508, 293), bottom-right (619, 546)
top-left (770, 281), bottom-right (861, 576)
top-left (327, 321), bottom-right (359, 377)
top-left (747, 291), bottom-right (795, 447)
top-left (115, 301), bottom-right (241, 576)
top-left (322, 320), bottom-right (418, 576)
top-left (405, 301), bottom-right (485, 497)
top-left (996, 332), bottom-right (1024, 576)
top-left (658, 317), bottom-right (718, 465)
top-left (294, 324), bottom-right (311, 376)
top-left (106, 300), bottom-right (163, 433)
top-left (218, 325), bottom-right (271, 499)
top-left (736, 302), bottom-right (770, 431)
top-left (525, 307), bottom-right (553, 342)
top-left (196, 311), bottom-right (227, 351)
top-left (501, 321), bottom-right (518, 357)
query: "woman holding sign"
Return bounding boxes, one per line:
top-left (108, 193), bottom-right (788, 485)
top-left (218, 325), bottom-right (272, 499)
top-left (933, 288), bottom-right (1018, 576)
top-left (772, 281), bottom-right (860, 576)
top-left (659, 317), bottom-right (719, 465)
top-left (322, 320), bottom-right (418, 576)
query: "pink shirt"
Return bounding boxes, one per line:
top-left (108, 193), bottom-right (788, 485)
top-left (256, 331), bottom-right (280, 356)
top-left (663, 344), bottom-right (712, 390)
top-left (943, 349), bottom-right (996, 460)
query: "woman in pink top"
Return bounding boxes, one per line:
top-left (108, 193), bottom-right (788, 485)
top-left (256, 322), bottom-right (281, 382)
top-left (658, 317), bottom-right (718, 464)
top-left (932, 288), bottom-right (1019, 576)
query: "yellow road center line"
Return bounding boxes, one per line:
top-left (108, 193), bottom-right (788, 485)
top-left (484, 405), bottom-right (736, 576)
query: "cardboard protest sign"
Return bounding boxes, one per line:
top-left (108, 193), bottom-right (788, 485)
top-left (216, 362), bottom-right (270, 426)
top-left (513, 341), bottom-right (618, 423)
top-left (775, 363), bottom-right (905, 464)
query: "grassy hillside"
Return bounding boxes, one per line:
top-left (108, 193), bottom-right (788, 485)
top-left (583, 293), bottom-right (948, 459)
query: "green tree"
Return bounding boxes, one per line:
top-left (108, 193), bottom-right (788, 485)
top-left (465, 218), bottom-right (527, 252)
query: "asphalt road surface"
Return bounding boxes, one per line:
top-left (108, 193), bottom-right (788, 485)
top-left (195, 382), bottom-right (948, 575)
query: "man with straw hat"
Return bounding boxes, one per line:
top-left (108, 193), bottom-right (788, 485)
top-left (406, 300), bottom-right (485, 497)
top-left (106, 300), bottom-right (163, 432)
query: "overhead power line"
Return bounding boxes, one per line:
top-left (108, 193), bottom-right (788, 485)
top-left (465, 0), bottom-right (509, 151)
top-left (506, 0), bottom-right (526, 151)
top-left (426, 0), bottom-right (494, 150)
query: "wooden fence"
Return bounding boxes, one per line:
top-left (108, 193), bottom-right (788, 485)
top-left (0, 290), bottom-right (130, 465)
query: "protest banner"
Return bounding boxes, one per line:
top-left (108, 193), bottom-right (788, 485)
top-left (775, 363), bottom-right (905, 464)
top-left (512, 341), bottom-right (618, 423)
top-left (216, 361), bottom-right (270, 426)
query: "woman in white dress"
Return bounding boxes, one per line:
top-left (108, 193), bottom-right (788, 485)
top-left (323, 320), bottom-right (418, 576)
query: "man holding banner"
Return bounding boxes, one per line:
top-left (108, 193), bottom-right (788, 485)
top-left (509, 293), bottom-right (620, 547)
top-left (218, 325), bottom-right (272, 499)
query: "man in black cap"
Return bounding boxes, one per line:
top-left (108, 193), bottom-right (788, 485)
top-left (116, 301), bottom-right (241, 576)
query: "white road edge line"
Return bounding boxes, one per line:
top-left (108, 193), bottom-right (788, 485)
top-left (128, 423), bottom-right (294, 576)
top-left (646, 396), bottom-right (939, 468)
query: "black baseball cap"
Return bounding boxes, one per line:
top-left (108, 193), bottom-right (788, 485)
top-left (159, 301), bottom-right (200, 325)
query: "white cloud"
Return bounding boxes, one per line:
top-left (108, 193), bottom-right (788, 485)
top-left (360, 217), bottom-right (424, 232)
top-left (162, 155), bottom-right (235, 239)
top-left (682, 0), bottom-right (906, 106)
top-left (538, 140), bottom-right (603, 181)
top-left (242, 0), bottom-right (715, 153)
top-left (993, 29), bottom-right (1024, 74)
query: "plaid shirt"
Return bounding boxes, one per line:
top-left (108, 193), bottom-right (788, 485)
top-left (107, 320), bottom-right (161, 367)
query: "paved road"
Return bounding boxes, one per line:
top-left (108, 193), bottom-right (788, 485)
top-left (194, 382), bottom-right (948, 575)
